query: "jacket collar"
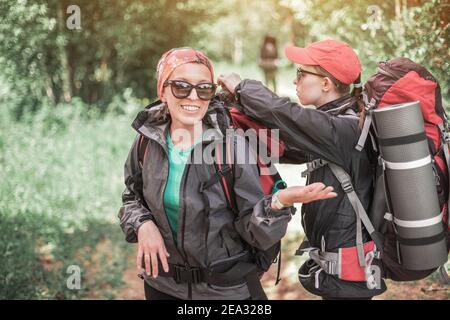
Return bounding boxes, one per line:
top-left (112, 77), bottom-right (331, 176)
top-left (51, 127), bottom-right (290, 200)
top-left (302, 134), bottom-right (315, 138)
top-left (131, 99), bottom-right (225, 148)
top-left (316, 94), bottom-right (355, 115)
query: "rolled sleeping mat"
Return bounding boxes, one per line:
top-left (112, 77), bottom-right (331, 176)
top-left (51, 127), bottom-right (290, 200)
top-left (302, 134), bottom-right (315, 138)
top-left (372, 101), bottom-right (447, 270)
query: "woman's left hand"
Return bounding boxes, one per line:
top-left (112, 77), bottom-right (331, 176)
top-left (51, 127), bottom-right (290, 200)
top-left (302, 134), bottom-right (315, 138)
top-left (273, 182), bottom-right (337, 208)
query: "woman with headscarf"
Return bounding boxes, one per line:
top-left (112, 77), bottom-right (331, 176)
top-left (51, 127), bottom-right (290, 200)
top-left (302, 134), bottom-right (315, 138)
top-left (118, 47), bottom-right (337, 300)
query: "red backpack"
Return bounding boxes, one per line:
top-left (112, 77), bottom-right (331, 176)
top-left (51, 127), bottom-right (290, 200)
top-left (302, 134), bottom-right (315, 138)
top-left (299, 58), bottom-right (449, 289)
top-left (356, 57), bottom-right (450, 282)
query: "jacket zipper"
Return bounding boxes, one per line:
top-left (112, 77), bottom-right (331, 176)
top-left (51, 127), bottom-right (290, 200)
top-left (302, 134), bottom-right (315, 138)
top-left (179, 154), bottom-right (191, 262)
top-left (179, 156), bottom-right (193, 300)
top-left (179, 140), bottom-right (213, 300)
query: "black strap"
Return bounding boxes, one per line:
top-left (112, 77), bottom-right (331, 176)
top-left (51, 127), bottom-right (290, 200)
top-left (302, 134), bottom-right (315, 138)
top-left (155, 261), bottom-right (267, 300)
top-left (208, 261), bottom-right (267, 300)
top-left (244, 269), bottom-right (268, 300)
top-left (199, 165), bottom-right (233, 191)
top-left (275, 248), bottom-right (282, 286)
top-left (378, 132), bottom-right (427, 147)
top-left (397, 231), bottom-right (446, 246)
top-left (295, 239), bottom-right (311, 256)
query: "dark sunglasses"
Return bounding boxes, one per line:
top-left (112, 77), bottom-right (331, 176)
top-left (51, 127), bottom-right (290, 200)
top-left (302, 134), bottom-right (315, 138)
top-left (296, 67), bottom-right (326, 80)
top-left (163, 80), bottom-right (217, 101)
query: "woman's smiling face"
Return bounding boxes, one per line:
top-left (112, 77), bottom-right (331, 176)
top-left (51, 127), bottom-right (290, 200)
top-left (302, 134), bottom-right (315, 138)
top-left (161, 63), bottom-right (213, 128)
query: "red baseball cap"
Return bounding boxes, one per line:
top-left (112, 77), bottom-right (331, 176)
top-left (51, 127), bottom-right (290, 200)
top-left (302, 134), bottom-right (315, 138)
top-left (285, 39), bottom-right (361, 85)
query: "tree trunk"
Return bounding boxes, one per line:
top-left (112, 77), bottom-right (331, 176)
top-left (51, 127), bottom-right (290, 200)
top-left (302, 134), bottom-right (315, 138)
top-left (57, 1), bottom-right (72, 102)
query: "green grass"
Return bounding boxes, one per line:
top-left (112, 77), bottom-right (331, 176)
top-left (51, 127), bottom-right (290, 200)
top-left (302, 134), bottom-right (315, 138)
top-left (0, 103), bottom-right (138, 299)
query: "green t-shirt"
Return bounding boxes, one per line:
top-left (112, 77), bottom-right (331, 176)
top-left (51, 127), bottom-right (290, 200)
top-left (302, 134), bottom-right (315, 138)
top-left (163, 132), bottom-right (201, 242)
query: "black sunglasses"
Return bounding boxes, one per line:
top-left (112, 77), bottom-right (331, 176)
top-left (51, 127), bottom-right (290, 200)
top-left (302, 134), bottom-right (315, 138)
top-left (296, 67), bottom-right (326, 80)
top-left (163, 80), bottom-right (217, 101)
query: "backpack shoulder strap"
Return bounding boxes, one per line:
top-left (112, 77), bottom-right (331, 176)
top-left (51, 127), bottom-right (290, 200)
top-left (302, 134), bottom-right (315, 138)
top-left (215, 135), bottom-right (284, 286)
top-left (356, 93), bottom-right (378, 152)
top-left (326, 163), bottom-right (383, 263)
top-left (214, 136), bottom-right (238, 214)
top-left (302, 159), bottom-right (384, 262)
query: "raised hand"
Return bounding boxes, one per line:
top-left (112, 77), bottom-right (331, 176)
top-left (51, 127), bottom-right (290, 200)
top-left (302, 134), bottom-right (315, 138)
top-left (273, 182), bottom-right (337, 208)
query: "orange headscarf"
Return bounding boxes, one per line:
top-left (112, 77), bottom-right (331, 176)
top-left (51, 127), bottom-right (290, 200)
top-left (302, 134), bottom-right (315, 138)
top-left (156, 47), bottom-right (214, 100)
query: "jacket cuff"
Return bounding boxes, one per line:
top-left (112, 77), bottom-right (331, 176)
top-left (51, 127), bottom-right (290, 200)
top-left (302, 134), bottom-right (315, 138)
top-left (133, 214), bottom-right (156, 234)
top-left (264, 195), bottom-right (296, 218)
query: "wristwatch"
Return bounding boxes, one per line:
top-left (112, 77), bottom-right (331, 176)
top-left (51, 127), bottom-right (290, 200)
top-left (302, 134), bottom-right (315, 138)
top-left (271, 191), bottom-right (289, 210)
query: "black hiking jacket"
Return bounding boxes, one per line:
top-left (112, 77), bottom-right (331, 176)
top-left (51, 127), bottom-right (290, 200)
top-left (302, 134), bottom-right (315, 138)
top-left (235, 79), bottom-right (386, 298)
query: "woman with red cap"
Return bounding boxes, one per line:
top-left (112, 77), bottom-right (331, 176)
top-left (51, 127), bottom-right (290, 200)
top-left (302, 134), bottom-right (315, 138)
top-left (219, 39), bottom-right (387, 300)
top-left (118, 47), bottom-right (337, 300)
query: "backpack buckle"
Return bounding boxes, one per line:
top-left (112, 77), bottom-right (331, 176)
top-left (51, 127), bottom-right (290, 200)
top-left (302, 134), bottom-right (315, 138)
top-left (327, 260), bottom-right (337, 275)
top-left (443, 132), bottom-right (450, 144)
top-left (341, 178), bottom-right (354, 193)
top-left (438, 123), bottom-right (450, 143)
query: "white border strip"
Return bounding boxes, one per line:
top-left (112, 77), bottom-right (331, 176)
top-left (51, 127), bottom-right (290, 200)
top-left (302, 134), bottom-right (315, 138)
top-left (384, 155), bottom-right (431, 170)
top-left (394, 212), bottom-right (443, 228)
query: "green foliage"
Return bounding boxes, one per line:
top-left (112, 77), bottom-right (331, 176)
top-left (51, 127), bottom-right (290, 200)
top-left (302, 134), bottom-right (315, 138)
top-left (1, 0), bottom-right (448, 116)
top-left (199, 0), bottom-right (449, 104)
top-left (0, 0), bottom-right (215, 118)
top-left (277, 0), bottom-right (450, 104)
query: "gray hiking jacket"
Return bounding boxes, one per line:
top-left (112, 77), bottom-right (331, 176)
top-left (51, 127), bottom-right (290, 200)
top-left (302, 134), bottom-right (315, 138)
top-left (118, 100), bottom-right (293, 300)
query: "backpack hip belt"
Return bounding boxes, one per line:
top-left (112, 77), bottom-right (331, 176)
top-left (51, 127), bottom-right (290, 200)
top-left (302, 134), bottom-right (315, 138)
top-left (296, 242), bottom-right (379, 287)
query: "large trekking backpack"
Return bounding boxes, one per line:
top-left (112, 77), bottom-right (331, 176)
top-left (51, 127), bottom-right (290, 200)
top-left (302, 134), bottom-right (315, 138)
top-left (136, 95), bottom-right (288, 284)
top-left (300, 58), bottom-right (449, 290)
top-left (356, 57), bottom-right (450, 282)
